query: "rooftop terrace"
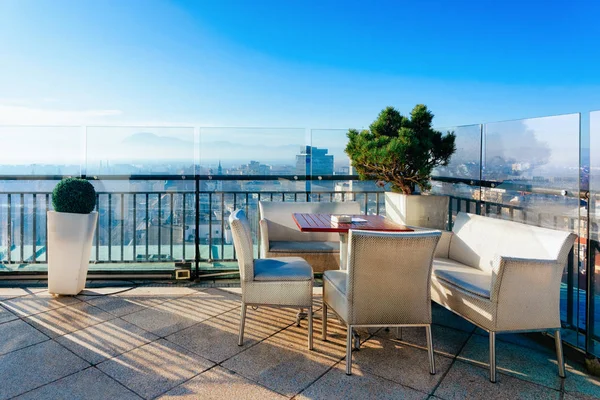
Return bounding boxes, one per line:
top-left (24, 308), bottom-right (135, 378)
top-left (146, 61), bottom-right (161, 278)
top-left (0, 281), bottom-right (599, 400)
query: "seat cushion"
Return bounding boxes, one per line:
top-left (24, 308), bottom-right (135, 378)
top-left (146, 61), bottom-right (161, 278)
top-left (433, 258), bottom-right (491, 298)
top-left (269, 241), bottom-right (340, 253)
top-left (323, 270), bottom-right (347, 295)
top-left (323, 270), bottom-right (349, 322)
top-left (254, 257), bottom-right (313, 281)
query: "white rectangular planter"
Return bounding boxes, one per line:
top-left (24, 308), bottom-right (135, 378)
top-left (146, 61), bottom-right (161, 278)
top-left (384, 192), bottom-right (449, 230)
top-left (47, 211), bottom-right (98, 295)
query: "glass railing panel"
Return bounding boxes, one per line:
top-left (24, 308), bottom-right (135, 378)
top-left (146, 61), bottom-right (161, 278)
top-left (432, 124), bottom-right (482, 181)
top-left (0, 125), bottom-right (82, 272)
top-left (85, 126), bottom-right (196, 176)
top-left (0, 126), bottom-right (83, 177)
top-left (481, 114), bottom-right (580, 228)
top-left (431, 124), bottom-right (483, 225)
top-left (0, 188), bottom-right (57, 270)
top-left (87, 180), bottom-right (195, 270)
top-left (84, 127), bottom-right (196, 272)
top-left (309, 128), bottom-right (384, 215)
top-left (482, 113), bottom-right (582, 350)
top-left (199, 127), bottom-right (308, 259)
top-left (587, 110), bottom-right (600, 354)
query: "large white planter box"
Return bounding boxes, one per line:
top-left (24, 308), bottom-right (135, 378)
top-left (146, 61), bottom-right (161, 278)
top-left (384, 192), bottom-right (449, 230)
top-left (47, 211), bottom-right (98, 295)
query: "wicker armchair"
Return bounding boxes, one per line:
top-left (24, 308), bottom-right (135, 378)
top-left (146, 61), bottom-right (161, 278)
top-left (259, 201), bottom-right (361, 273)
top-left (229, 209), bottom-right (314, 349)
top-left (322, 230), bottom-right (441, 375)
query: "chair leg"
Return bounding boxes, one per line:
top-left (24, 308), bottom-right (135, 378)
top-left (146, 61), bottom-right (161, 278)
top-left (555, 329), bottom-right (566, 378)
top-left (346, 325), bottom-right (353, 375)
top-left (395, 327), bottom-right (402, 340)
top-left (426, 325), bottom-right (436, 375)
top-left (322, 303), bottom-right (328, 341)
top-left (308, 306), bottom-right (314, 350)
top-left (296, 308), bottom-right (304, 327)
top-left (238, 304), bottom-right (247, 346)
top-left (489, 331), bottom-right (496, 383)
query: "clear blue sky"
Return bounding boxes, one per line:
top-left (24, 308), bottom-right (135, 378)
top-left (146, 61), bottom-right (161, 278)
top-left (1, 0), bottom-right (599, 129)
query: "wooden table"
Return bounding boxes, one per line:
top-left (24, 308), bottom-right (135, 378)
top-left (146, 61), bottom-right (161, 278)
top-left (293, 213), bottom-right (412, 269)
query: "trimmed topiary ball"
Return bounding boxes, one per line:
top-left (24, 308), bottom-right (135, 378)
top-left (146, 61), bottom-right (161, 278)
top-left (52, 178), bottom-right (96, 214)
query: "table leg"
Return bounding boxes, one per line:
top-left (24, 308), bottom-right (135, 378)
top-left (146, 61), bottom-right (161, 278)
top-left (339, 232), bottom-right (348, 270)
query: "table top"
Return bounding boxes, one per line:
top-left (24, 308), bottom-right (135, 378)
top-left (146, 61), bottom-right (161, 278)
top-left (292, 213), bottom-right (413, 233)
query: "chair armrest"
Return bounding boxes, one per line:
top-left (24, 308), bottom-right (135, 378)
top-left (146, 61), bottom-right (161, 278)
top-left (259, 219), bottom-right (270, 258)
top-left (491, 256), bottom-right (565, 330)
top-left (434, 231), bottom-right (453, 259)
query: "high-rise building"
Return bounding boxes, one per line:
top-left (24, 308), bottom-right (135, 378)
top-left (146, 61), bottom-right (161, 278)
top-left (295, 146), bottom-right (334, 176)
top-left (296, 146), bottom-right (334, 191)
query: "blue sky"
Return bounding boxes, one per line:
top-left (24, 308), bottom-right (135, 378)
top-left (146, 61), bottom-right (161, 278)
top-left (1, 0), bottom-right (599, 129)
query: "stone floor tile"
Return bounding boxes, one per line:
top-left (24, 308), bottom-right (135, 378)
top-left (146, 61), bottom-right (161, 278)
top-left (97, 339), bottom-right (214, 399)
top-left (0, 319), bottom-right (49, 355)
top-left (0, 340), bottom-right (90, 400)
top-left (82, 295), bottom-right (151, 317)
top-left (117, 285), bottom-right (197, 300)
top-left (75, 287), bottom-right (138, 301)
top-left (120, 289), bottom-right (241, 337)
top-left (433, 360), bottom-right (560, 400)
top-left (207, 286), bottom-right (242, 296)
top-left (563, 360), bottom-right (600, 399)
top-left (432, 303), bottom-right (476, 333)
top-left (473, 328), bottom-right (556, 354)
top-left (457, 333), bottom-right (563, 390)
top-left (165, 289), bottom-right (241, 317)
top-left (56, 318), bottom-right (159, 364)
top-left (121, 303), bottom-right (211, 337)
top-left (564, 393), bottom-right (600, 400)
top-left (1, 292), bottom-right (80, 317)
top-left (297, 363), bottom-right (427, 400)
top-left (0, 287), bottom-right (47, 300)
top-left (165, 306), bottom-right (293, 363)
top-left (158, 366), bottom-right (286, 400)
top-left (376, 324), bottom-right (472, 358)
top-left (14, 367), bottom-right (142, 400)
top-left (346, 335), bottom-right (453, 394)
top-left (0, 303), bottom-right (18, 324)
top-left (24, 302), bottom-right (114, 338)
top-left (222, 324), bottom-right (342, 397)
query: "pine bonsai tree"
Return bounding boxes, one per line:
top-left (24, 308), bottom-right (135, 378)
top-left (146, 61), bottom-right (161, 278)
top-left (345, 105), bottom-right (456, 194)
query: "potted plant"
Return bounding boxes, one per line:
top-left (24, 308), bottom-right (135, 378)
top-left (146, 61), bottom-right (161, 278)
top-left (345, 104), bottom-right (456, 229)
top-left (47, 178), bottom-right (98, 295)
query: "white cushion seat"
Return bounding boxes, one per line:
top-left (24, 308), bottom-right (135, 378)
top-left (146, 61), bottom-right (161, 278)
top-left (433, 258), bottom-right (491, 298)
top-left (269, 241), bottom-right (340, 253)
top-left (323, 270), bottom-right (347, 295)
top-left (254, 257), bottom-right (313, 281)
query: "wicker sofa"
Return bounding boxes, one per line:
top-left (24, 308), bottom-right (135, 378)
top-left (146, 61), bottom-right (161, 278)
top-left (431, 212), bottom-right (576, 382)
top-left (259, 201), bottom-right (361, 273)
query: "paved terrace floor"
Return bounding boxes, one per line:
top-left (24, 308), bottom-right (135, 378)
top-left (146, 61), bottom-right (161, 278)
top-left (0, 282), bottom-right (599, 400)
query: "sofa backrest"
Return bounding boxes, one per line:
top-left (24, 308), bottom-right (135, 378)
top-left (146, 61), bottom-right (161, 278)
top-left (449, 213), bottom-right (575, 274)
top-left (259, 201), bottom-right (361, 242)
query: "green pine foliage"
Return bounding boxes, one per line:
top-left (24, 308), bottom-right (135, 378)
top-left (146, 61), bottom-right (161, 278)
top-left (345, 105), bottom-right (456, 194)
top-left (52, 178), bottom-right (97, 214)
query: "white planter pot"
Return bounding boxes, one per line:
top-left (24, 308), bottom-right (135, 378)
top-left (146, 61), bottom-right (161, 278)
top-left (384, 192), bottom-right (449, 230)
top-left (47, 211), bottom-right (98, 295)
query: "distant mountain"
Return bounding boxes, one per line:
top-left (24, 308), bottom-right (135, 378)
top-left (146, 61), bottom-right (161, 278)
top-left (119, 132), bottom-right (345, 162)
top-left (122, 132), bottom-right (193, 147)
